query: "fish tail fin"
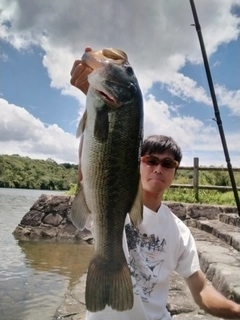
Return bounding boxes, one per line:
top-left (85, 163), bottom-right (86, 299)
top-left (71, 183), bottom-right (91, 230)
top-left (85, 254), bottom-right (133, 312)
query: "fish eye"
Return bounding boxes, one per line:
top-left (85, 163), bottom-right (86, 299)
top-left (125, 65), bottom-right (134, 75)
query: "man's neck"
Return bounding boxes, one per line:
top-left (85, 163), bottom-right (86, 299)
top-left (143, 190), bottom-right (163, 212)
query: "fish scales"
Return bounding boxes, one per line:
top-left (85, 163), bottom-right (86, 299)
top-left (71, 48), bottom-right (143, 312)
top-left (84, 107), bottom-right (141, 255)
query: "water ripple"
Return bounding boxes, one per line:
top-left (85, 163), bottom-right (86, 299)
top-left (0, 188), bottom-right (93, 320)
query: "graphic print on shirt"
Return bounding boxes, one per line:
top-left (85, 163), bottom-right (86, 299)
top-left (125, 223), bottom-right (166, 302)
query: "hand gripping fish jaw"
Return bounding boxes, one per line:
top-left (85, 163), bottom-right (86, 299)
top-left (81, 48), bottom-right (128, 70)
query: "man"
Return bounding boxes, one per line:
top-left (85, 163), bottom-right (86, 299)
top-left (70, 47), bottom-right (240, 319)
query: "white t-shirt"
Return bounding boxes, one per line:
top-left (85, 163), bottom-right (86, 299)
top-left (86, 204), bottom-right (200, 320)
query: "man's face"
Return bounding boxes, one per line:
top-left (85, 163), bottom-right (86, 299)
top-left (140, 152), bottom-right (177, 195)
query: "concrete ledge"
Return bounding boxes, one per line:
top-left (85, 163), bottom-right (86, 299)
top-left (190, 227), bottom-right (240, 304)
top-left (219, 213), bottom-right (240, 227)
top-left (195, 219), bottom-right (240, 251)
top-left (55, 225), bottom-right (240, 320)
top-left (54, 274), bottom-right (87, 320)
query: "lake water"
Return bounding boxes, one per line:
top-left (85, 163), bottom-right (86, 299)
top-left (0, 188), bottom-right (93, 320)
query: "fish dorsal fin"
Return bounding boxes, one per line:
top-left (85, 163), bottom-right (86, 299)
top-left (76, 110), bottom-right (87, 138)
top-left (94, 106), bottom-right (109, 142)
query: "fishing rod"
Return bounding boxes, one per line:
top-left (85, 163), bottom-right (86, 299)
top-left (189, 0), bottom-right (240, 215)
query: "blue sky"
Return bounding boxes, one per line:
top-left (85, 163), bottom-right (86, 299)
top-left (0, 0), bottom-right (239, 166)
top-left (0, 43), bottom-right (80, 134)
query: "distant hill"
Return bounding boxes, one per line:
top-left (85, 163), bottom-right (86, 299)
top-left (0, 154), bottom-right (78, 190)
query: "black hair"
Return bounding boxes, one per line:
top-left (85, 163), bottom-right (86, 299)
top-left (141, 135), bottom-right (182, 165)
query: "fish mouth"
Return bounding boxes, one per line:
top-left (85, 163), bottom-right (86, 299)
top-left (88, 70), bottom-right (118, 105)
top-left (96, 90), bottom-right (116, 104)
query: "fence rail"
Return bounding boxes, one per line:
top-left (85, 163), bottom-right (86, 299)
top-left (170, 157), bottom-right (240, 200)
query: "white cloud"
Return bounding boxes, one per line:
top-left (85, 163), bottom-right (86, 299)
top-left (166, 73), bottom-right (211, 105)
top-left (1, 0), bottom-right (239, 94)
top-left (143, 94), bottom-right (240, 166)
top-left (0, 98), bottom-right (79, 163)
top-left (0, 0), bottom-right (239, 166)
top-left (215, 85), bottom-right (240, 116)
top-left (0, 96), bottom-right (239, 167)
top-left (144, 94), bottom-right (210, 148)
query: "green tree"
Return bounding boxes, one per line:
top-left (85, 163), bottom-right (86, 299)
top-left (0, 154), bottom-right (78, 190)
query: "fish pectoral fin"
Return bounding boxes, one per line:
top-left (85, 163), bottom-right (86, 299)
top-left (94, 107), bottom-right (109, 142)
top-left (71, 183), bottom-right (91, 230)
top-left (76, 110), bottom-right (87, 138)
top-left (85, 253), bottom-right (133, 312)
top-left (129, 178), bottom-right (143, 228)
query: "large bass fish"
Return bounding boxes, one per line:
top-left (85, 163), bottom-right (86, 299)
top-left (71, 48), bottom-right (143, 312)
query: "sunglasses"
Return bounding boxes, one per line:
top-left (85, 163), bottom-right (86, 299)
top-left (141, 155), bottom-right (179, 169)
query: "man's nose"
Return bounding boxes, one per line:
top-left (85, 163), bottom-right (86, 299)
top-left (154, 163), bottom-right (163, 173)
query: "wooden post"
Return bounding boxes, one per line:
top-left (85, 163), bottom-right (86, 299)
top-left (193, 157), bottom-right (199, 201)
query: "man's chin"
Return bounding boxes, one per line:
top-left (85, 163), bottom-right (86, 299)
top-left (144, 183), bottom-right (165, 194)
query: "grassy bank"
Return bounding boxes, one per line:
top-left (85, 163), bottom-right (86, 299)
top-left (164, 188), bottom-right (239, 206)
top-left (67, 184), bottom-right (239, 207)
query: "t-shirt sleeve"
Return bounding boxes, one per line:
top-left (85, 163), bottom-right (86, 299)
top-left (174, 224), bottom-right (200, 278)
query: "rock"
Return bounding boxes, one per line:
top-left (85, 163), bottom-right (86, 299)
top-left (13, 194), bottom-right (93, 243)
top-left (187, 204), bottom-right (222, 220)
top-left (166, 202), bottom-right (186, 220)
top-left (219, 213), bottom-right (240, 227)
top-left (13, 196), bottom-right (237, 244)
top-left (20, 210), bottom-right (45, 227)
top-left (75, 229), bottom-right (94, 243)
top-left (29, 225), bottom-right (59, 239)
top-left (57, 223), bottom-right (77, 240)
top-left (13, 225), bottom-right (31, 238)
top-left (43, 213), bottom-right (63, 226)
